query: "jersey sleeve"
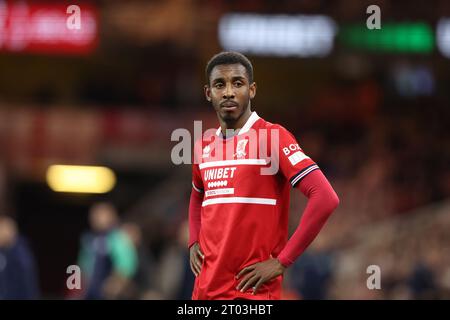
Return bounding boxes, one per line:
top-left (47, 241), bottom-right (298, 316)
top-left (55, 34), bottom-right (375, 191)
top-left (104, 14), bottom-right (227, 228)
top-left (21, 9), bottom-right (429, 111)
top-left (276, 125), bottom-right (320, 187)
top-left (189, 148), bottom-right (203, 247)
top-left (192, 163), bottom-right (204, 193)
top-left (191, 137), bottom-right (204, 193)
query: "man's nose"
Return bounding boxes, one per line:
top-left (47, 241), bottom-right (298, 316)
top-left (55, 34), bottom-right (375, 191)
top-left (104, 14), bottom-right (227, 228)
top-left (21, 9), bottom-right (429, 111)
top-left (223, 84), bottom-right (235, 99)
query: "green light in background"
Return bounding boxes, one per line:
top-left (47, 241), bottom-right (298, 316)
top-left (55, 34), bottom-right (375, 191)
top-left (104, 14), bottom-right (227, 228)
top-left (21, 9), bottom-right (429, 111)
top-left (339, 22), bottom-right (434, 53)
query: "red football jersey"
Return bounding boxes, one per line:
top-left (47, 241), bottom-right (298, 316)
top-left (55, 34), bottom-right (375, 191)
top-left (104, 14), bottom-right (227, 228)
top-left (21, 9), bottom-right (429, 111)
top-left (191, 112), bottom-right (318, 300)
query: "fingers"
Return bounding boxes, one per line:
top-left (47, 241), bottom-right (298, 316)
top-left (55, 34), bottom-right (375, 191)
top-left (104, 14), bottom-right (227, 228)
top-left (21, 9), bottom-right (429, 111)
top-left (236, 272), bottom-right (253, 291)
top-left (189, 259), bottom-right (198, 277)
top-left (238, 274), bottom-right (259, 293)
top-left (252, 278), bottom-right (265, 295)
top-left (235, 264), bottom-right (257, 292)
top-left (197, 247), bottom-right (205, 260)
top-left (189, 252), bottom-right (200, 276)
top-left (192, 253), bottom-right (202, 276)
top-left (236, 265), bottom-right (255, 279)
top-left (194, 257), bottom-right (202, 275)
top-left (190, 244), bottom-right (204, 277)
top-left (195, 249), bottom-right (202, 265)
top-left (194, 247), bottom-right (204, 274)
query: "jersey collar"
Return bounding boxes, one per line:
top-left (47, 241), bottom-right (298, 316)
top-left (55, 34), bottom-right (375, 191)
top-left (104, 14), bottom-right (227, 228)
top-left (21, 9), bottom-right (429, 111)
top-left (215, 111), bottom-right (260, 137)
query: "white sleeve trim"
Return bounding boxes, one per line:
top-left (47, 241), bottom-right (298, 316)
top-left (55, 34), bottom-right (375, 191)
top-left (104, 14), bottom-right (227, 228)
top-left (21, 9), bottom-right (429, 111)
top-left (291, 165), bottom-right (320, 186)
top-left (192, 182), bottom-right (204, 193)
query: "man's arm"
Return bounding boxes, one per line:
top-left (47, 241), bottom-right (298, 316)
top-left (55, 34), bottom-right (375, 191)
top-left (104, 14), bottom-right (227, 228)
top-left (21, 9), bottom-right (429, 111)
top-left (236, 169), bottom-right (339, 294)
top-left (277, 169), bottom-right (339, 266)
top-left (188, 186), bottom-right (203, 247)
top-left (188, 186), bottom-right (204, 277)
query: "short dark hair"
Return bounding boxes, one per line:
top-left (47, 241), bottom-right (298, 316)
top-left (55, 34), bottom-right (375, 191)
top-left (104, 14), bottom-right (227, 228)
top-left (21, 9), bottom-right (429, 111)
top-left (205, 51), bottom-right (254, 85)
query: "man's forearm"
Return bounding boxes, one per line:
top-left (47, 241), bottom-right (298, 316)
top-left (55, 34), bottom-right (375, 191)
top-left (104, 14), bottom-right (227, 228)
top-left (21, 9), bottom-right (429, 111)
top-left (188, 187), bottom-right (203, 248)
top-left (277, 169), bottom-right (339, 267)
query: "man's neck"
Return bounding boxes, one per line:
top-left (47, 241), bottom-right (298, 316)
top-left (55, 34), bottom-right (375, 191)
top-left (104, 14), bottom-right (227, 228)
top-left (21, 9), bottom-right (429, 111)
top-left (219, 109), bottom-right (252, 136)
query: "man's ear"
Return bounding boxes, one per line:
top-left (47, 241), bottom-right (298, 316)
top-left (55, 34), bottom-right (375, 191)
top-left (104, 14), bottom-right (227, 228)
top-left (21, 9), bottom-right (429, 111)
top-left (249, 82), bottom-right (257, 99)
top-left (204, 85), bottom-right (211, 101)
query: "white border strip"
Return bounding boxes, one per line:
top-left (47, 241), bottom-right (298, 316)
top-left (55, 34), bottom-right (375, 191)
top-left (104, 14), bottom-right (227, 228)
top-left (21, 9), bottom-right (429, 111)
top-left (202, 197), bottom-right (276, 207)
top-left (199, 159), bottom-right (268, 170)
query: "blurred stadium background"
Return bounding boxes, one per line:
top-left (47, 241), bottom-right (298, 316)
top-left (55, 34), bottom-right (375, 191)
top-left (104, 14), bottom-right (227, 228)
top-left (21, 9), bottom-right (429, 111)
top-left (0, 0), bottom-right (449, 299)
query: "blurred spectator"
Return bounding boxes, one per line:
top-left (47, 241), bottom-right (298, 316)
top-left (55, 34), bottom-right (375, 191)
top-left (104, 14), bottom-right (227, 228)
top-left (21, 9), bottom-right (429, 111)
top-left (288, 246), bottom-right (334, 300)
top-left (0, 215), bottom-right (39, 299)
top-left (120, 222), bottom-right (159, 299)
top-left (408, 262), bottom-right (437, 299)
top-left (77, 202), bottom-right (138, 300)
top-left (155, 219), bottom-right (194, 299)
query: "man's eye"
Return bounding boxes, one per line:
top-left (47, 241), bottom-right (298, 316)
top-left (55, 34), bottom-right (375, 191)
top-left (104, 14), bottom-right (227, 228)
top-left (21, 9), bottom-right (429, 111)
top-left (234, 82), bottom-right (243, 87)
top-left (215, 83), bottom-right (223, 88)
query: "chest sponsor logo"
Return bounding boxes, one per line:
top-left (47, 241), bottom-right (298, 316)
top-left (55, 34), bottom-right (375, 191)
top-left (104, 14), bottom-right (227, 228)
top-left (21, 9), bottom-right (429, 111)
top-left (203, 167), bottom-right (237, 181)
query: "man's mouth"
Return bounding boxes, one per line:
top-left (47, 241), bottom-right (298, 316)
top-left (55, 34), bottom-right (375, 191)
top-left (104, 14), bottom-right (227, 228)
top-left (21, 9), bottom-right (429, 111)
top-left (221, 101), bottom-right (238, 110)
